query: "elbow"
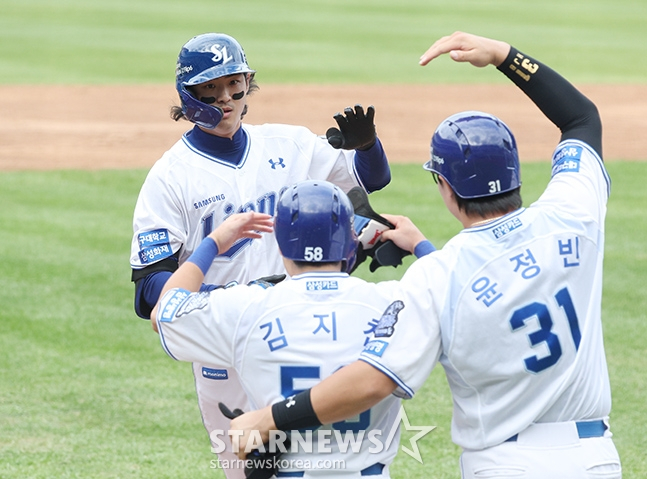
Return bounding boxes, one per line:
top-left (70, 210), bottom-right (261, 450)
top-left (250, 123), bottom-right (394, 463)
top-left (368, 374), bottom-right (398, 402)
top-left (364, 167), bottom-right (391, 193)
top-left (360, 362), bottom-right (398, 403)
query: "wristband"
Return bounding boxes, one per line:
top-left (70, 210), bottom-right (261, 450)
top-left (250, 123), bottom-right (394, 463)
top-left (186, 237), bottom-right (219, 275)
top-left (271, 390), bottom-right (322, 431)
top-left (414, 240), bottom-right (436, 258)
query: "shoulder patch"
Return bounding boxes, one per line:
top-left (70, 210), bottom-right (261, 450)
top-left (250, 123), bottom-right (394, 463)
top-left (374, 300), bottom-right (404, 337)
top-left (158, 289), bottom-right (209, 322)
top-left (176, 291), bottom-right (211, 317)
top-left (552, 145), bottom-right (582, 176)
top-left (158, 289), bottom-right (190, 322)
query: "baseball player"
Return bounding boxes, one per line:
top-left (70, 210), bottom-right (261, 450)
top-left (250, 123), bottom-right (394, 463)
top-left (228, 32), bottom-right (622, 478)
top-left (129, 33), bottom-right (392, 478)
top-left (150, 180), bottom-right (434, 478)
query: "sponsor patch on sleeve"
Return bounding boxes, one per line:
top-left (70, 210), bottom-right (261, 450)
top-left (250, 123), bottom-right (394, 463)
top-left (202, 367), bottom-right (229, 380)
top-left (139, 244), bottom-right (173, 264)
top-left (137, 228), bottom-right (173, 264)
top-left (552, 145), bottom-right (582, 176)
top-left (363, 340), bottom-right (389, 357)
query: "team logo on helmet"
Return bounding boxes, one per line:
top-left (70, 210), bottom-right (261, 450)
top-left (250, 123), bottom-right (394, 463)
top-left (209, 44), bottom-right (234, 65)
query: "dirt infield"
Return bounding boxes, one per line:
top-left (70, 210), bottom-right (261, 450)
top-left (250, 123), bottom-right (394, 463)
top-left (1, 84), bottom-right (644, 171)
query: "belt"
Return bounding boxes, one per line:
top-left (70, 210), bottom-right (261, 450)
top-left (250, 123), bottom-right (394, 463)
top-left (505, 420), bottom-right (607, 442)
top-left (276, 462), bottom-right (385, 477)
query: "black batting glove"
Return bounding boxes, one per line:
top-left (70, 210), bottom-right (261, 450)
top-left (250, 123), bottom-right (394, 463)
top-left (219, 403), bottom-right (290, 479)
top-left (346, 187), bottom-right (411, 274)
top-left (326, 104), bottom-right (376, 151)
top-left (219, 402), bottom-right (245, 419)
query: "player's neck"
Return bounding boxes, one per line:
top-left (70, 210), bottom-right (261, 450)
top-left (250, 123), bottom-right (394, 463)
top-left (468, 215), bottom-right (504, 228)
top-left (464, 209), bottom-right (520, 228)
top-left (283, 259), bottom-right (343, 276)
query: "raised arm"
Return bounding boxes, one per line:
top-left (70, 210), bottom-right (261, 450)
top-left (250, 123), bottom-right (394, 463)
top-left (228, 30), bottom-right (605, 460)
top-left (420, 31), bottom-right (602, 158)
top-left (326, 104), bottom-right (391, 192)
top-left (150, 212), bottom-right (273, 328)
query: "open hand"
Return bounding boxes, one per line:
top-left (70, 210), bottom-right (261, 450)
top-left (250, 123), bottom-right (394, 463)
top-left (209, 212), bottom-right (273, 253)
top-left (419, 31), bottom-right (510, 68)
top-left (326, 104), bottom-right (376, 150)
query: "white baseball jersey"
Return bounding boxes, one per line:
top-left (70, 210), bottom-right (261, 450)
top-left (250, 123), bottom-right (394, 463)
top-left (130, 123), bottom-right (363, 284)
top-left (130, 123), bottom-right (365, 476)
top-left (156, 272), bottom-right (401, 475)
top-left (361, 139), bottom-right (611, 450)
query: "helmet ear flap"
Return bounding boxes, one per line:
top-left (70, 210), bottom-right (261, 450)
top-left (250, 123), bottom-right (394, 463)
top-left (178, 84), bottom-right (224, 129)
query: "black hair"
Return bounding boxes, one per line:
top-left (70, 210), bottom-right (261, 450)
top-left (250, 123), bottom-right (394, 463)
top-left (292, 260), bottom-right (342, 269)
top-left (455, 187), bottom-right (522, 217)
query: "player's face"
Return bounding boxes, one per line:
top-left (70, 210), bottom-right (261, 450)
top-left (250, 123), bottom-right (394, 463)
top-left (191, 73), bottom-right (249, 138)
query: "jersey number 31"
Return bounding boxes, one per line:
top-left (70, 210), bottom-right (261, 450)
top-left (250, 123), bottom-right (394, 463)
top-left (510, 287), bottom-right (581, 373)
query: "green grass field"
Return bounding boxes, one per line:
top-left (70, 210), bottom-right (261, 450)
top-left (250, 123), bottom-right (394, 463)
top-left (2, 0), bottom-right (647, 84)
top-left (1, 0), bottom-right (646, 478)
top-left (1, 164), bottom-right (646, 478)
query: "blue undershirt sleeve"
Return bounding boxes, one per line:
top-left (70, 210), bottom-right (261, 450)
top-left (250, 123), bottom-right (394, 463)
top-left (135, 270), bottom-right (172, 319)
top-left (353, 138), bottom-right (391, 193)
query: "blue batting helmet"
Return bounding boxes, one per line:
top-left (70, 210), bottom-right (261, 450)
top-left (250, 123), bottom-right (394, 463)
top-left (275, 180), bottom-right (358, 273)
top-left (175, 33), bottom-right (255, 129)
top-left (423, 111), bottom-right (521, 199)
